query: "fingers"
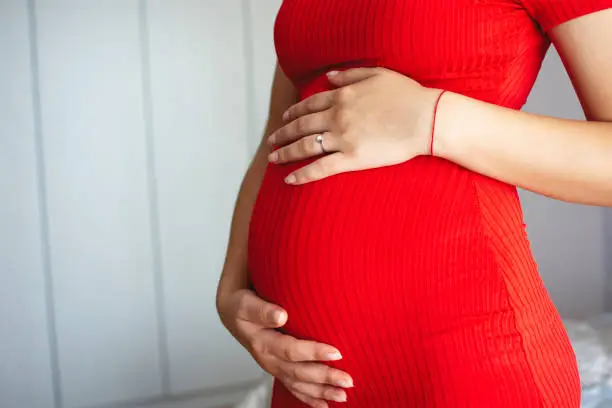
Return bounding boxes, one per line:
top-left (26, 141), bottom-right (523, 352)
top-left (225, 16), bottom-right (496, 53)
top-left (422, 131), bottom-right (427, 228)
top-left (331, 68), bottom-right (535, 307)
top-left (275, 359), bottom-right (354, 389)
top-left (235, 290), bottom-right (287, 328)
top-left (290, 389), bottom-right (329, 408)
top-left (288, 381), bottom-right (348, 403)
top-left (269, 132), bottom-right (340, 164)
top-left (282, 90), bottom-right (335, 123)
top-left (272, 68), bottom-right (385, 152)
top-left (269, 110), bottom-right (333, 147)
top-left (285, 153), bottom-right (350, 185)
top-left (279, 68), bottom-right (383, 124)
top-left (257, 329), bottom-right (343, 363)
top-left (326, 67), bottom-right (384, 86)
top-left (274, 359), bottom-right (353, 407)
top-left (231, 292), bottom-right (355, 405)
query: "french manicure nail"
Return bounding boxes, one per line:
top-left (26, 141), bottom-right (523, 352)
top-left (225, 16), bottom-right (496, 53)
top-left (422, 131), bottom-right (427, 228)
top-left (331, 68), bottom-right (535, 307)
top-left (327, 70), bottom-right (339, 77)
top-left (324, 351), bottom-right (342, 361)
top-left (273, 310), bottom-right (286, 324)
top-left (332, 392), bottom-right (347, 402)
top-left (337, 378), bottom-right (354, 388)
top-left (268, 151), bottom-right (278, 162)
top-left (285, 174), bottom-right (296, 184)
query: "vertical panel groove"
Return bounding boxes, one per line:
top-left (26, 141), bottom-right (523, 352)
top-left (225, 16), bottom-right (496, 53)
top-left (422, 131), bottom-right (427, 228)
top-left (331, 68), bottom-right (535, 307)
top-left (241, 0), bottom-right (258, 156)
top-left (26, 0), bottom-right (63, 407)
top-left (138, 0), bottom-right (172, 395)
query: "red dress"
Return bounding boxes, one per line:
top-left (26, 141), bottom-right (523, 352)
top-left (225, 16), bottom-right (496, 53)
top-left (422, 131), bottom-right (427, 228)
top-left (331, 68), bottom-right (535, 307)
top-left (248, 1), bottom-right (612, 406)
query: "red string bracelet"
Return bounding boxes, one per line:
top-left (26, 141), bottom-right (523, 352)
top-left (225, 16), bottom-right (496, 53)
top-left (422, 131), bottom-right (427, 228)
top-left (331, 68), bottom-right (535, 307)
top-left (429, 90), bottom-right (447, 156)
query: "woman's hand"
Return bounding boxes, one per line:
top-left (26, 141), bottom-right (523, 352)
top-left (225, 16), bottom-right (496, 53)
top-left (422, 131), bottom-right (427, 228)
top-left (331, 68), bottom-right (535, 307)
top-left (217, 289), bottom-right (354, 407)
top-left (267, 67), bottom-right (443, 185)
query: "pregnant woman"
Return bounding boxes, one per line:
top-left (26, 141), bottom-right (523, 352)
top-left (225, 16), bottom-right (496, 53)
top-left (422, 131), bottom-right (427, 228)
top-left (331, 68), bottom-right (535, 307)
top-left (217, 0), bottom-right (612, 407)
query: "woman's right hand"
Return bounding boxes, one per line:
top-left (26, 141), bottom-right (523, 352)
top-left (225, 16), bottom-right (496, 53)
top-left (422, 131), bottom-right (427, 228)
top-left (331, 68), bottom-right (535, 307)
top-left (217, 288), bottom-right (354, 408)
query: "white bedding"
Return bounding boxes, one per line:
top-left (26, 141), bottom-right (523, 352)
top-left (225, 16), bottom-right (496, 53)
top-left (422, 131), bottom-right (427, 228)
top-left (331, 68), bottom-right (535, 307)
top-left (235, 316), bottom-right (612, 408)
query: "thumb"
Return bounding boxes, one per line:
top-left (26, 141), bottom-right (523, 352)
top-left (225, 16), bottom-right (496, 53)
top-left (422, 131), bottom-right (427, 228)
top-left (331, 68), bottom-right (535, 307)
top-left (326, 67), bottom-right (382, 86)
top-left (237, 290), bottom-right (288, 328)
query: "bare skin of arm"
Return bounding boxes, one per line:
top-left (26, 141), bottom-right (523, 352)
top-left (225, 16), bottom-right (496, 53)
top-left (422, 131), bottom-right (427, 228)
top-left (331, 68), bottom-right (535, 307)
top-left (268, 10), bottom-right (612, 204)
top-left (216, 63), bottom-right (354, 408)
top-left (433, 10), bottom-right (612, 206)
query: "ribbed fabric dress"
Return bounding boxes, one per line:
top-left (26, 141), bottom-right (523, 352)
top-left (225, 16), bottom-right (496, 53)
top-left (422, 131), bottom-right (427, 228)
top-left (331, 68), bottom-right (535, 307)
top-left (248, 1), bottom-right (612, 406)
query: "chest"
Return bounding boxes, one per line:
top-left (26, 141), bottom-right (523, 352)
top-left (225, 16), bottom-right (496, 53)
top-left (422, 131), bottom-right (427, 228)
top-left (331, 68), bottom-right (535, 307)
top-left (274, 0), bottom-right (545, 87)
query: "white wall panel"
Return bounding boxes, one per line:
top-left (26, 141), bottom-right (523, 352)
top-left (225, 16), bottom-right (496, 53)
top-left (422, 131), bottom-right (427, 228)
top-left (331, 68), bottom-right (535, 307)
top-left (35, 1), bottom-right (163, 406)
top-left (0, 1), bottom-right (55, 407)
top-left (146, 0), bottom-right (259, 394)
top-left (246, 0), bottom-right (282, 154)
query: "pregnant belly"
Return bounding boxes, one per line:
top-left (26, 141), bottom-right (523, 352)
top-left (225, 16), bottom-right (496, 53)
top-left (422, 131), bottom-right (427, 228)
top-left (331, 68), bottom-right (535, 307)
top-left (248, 154), bottom-right (533, 329)
top-left (247, 155), bottom-right (555, 404)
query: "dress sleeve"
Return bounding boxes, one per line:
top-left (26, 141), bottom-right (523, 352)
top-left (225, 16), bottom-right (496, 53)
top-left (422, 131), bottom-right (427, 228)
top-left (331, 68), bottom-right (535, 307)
top-left (519, 0), bottom-right (612, 32)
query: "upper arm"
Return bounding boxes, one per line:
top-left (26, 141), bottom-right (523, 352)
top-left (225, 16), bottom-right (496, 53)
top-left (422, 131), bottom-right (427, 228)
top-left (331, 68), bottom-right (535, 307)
top-left (517, 0), bottom-right (612, 121)
top-left (549, 9), bottom-right (612, 121)
top-left (246, 62), bottom-right (297, 185)
top-left (262, 62), bottom-right (298, 141)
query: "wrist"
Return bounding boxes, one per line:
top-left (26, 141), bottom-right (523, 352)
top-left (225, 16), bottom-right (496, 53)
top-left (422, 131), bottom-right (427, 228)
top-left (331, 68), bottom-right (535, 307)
top-left (415, 87), bottom-right (445, 157)
top-left (215, 274), bottom-right (246, 314)
top-left (431, 91), bottom-right (468, 160)
top-left (215, 286), bottom-right (229, 317)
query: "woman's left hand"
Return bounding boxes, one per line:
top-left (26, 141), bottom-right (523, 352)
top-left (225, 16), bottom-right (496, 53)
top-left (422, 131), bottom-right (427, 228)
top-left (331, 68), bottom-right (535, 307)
top-left (267, 67), bottom-right (444, 185)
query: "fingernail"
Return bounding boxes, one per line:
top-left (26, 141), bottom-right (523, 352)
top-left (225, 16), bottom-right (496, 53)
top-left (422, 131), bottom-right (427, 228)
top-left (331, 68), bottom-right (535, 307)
top-left (273, 310), bottom-right (286, 324)
top-left (268, 133), bottom-right (276, 145)
top-left (336, 378), bottom-right (354, 388)
top-left (268, 151), bottom-right (278, 163)
top-left (285, 174), bottom-right (296, 184)
top-left (282, 110), bottom-right (289, 121)
top-left (324, 351), bottom-right (342, 361)
top-left (327, 70), bottom-right (339, 77)
top-left (332, 392), bottom-right (347, 402)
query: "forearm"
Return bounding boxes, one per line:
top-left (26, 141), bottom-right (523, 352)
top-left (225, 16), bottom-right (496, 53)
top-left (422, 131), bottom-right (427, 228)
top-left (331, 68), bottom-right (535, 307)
top-left (434, 91), bottom-right (612, 206)
top-left (215, 141), bottom-right (270, 309)
top-left (216, 62), bottom-right (298, 313)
